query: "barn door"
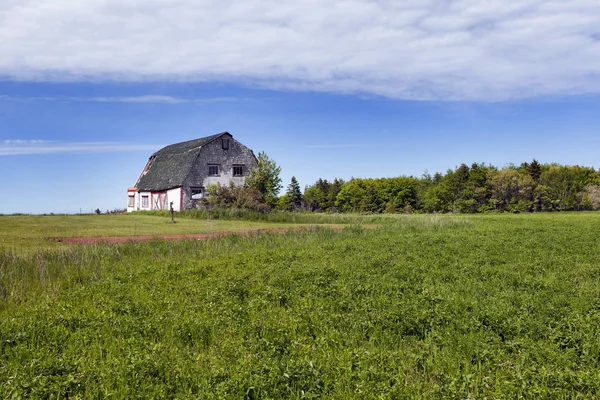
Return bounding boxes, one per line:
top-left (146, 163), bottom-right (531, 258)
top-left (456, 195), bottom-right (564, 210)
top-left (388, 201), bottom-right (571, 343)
top-left (152, 192), bottom-right (169, 210)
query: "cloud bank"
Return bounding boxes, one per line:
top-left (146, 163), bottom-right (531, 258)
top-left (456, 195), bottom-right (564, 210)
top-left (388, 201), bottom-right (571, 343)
top-left (1, 0), bottom-right (599, 101)
top-left (0, 140), bottom-right (163, 155)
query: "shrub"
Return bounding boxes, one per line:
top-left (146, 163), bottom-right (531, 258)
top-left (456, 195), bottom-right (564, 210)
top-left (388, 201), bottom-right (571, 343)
top-left (202, 183), bottom-right (270, 213)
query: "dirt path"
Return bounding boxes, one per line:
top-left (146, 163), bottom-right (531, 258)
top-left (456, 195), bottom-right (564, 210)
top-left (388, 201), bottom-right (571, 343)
top-left (56, 226), bottom-right (345, 245)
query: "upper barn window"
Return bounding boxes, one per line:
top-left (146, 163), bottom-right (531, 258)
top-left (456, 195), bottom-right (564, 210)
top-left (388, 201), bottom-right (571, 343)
top-left (208, 164), bottom-right (219, 176)
top-left (233, 165), bottom-right (244, 177)
top-left (221, 139), bottom-right (229, 150)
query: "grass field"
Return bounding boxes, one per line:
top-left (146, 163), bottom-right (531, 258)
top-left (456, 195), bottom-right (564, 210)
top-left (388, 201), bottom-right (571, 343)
top-left (1, 212), bottom-right (600, 397)
top-left (0, 213), bottom-right (339, 251)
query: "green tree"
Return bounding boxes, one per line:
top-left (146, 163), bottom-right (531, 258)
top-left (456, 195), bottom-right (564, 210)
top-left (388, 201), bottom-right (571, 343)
top-left (583, 185), bottom-right (600, 210)
top-left (335, 177), bottom-right (418, 213)
top-left (447, 164), bottom-right (470, 212)
top-left (281, 176), bottom-right (303, 211)
top-left (522, 159), bottom-right (542, 211)
top-left (538, 164), bottom-right (599, 211)
top-left (246, 151), bottom-right (282, 208)
top-left (335, 179), bottom-right (367, 212)
top-left (527, 159), bottom-right (542, 182)
top-left (303, 184), bottom-right (326, 211)
top-left (303, 178), bottom-right (345, 212)
top-left (458, 163), bottom-right (494, 213)
top-left (360, 184), bottom-right (381, 213)
top-left (327, 178), bottom-right (344, 211)
top-left (488, 168), bottom-right (534, 212)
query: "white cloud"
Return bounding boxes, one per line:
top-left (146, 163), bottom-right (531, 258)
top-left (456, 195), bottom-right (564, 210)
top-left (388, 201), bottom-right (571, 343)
top-left (3, 139), bottom-right (49, 145)
top-left (0, 140), bottom-right (163, 155)
top-left (306, 144), bottom-right (377, 149)
top-left (89, 95), bottom-right (185, 103)
top-left (0, 94), bottom-right (238, 104)
top-left (0, 0), bottom-right (599, 100)
top-left (87, 95), bottom-right (238, 104)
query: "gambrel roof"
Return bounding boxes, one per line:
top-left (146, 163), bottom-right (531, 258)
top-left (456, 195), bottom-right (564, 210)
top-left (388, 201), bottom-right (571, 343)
top-left (135, 132), bottom-right (229, 191)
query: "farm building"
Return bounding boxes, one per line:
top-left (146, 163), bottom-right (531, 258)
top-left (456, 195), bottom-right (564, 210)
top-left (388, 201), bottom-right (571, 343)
top-left (127, 132), bottom-right (257, 212)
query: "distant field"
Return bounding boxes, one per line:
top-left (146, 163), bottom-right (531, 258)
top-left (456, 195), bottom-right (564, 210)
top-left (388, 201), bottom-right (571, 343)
top-left (0, 213), bottom-right (338, 251)
top-left (1, 212), bottom-right (600, 397)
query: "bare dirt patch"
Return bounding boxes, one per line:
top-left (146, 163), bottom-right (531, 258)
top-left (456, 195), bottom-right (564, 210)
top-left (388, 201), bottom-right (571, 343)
top-left (56, 226), bottom-right (346, 245)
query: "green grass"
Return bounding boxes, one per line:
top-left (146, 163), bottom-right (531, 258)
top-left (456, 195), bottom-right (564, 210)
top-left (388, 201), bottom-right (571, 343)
top-left (1, 213), bottom-right (600, 397)
top-left (0, 213), bottom-right (338, 251)
top-left (144, 208), bottom-right (421, 224)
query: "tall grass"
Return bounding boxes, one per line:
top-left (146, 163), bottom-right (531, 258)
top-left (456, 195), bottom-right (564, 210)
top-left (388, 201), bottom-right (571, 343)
top-left (139, 208), bottom-right (474, 226)
top-left (0, 215), bottom-right (466, 310)
top-left (0, 246), bottom-right (116, 310)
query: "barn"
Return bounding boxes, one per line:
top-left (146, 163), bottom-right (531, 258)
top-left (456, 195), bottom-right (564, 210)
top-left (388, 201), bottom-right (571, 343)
top-left (127, 132), bottom-right (258, 212)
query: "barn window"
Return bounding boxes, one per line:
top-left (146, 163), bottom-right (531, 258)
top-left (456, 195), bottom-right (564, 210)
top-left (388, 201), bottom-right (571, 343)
top-left (141, 195), bottom-right (149, 208)
top-left (222, 139), bottom-right (229, 150)
top-left (233, 165), bottom-right (244, 176)
top-left (208, 164), bottom-right (219, 176)
top-left (128, 196), bottom-right (134, 207)
top-left (191, 187), bottom-right (205, 199)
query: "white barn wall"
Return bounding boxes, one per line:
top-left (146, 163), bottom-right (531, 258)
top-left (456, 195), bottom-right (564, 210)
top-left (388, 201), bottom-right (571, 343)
top-left (126, 189), bottom-right (137, 212)
top-left (138, 191), bottom-right (151, 211)
top-left (127, 188), bottom-right (182, 211)
top-left (167, 188), bottom-right (182, 212)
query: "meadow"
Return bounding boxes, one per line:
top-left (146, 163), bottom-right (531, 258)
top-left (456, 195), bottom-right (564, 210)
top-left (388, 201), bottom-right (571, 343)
top-left (0, 212), bottom-right (336, 251)
top-left (1, 212), bottom-right (600, 398)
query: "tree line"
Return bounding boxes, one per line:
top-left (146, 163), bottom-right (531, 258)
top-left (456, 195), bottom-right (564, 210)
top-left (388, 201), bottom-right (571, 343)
top-left (205, 154), bottom-right (600, 213)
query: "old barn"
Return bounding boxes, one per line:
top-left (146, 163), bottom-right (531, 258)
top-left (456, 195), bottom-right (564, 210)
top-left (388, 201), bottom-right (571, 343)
top-left (127, 132), bottom-right (257, 211)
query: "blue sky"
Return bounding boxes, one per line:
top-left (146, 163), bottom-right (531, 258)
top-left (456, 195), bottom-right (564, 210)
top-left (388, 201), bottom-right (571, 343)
top-left (1, 0), bottom-right (600, 214)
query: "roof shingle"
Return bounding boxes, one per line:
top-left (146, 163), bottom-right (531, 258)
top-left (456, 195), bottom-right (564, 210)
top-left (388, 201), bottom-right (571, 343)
top-left (135, 132), bottom-right (228, 191)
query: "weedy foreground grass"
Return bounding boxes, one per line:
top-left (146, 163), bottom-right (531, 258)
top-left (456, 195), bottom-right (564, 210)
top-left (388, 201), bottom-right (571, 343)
top-left (1, 213), bottom-right (600, 398)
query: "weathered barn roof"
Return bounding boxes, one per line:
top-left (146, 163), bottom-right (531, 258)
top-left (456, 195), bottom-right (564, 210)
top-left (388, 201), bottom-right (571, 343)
top-left (135, 132), bottom-right (229, 191)
top-left (153, 132), bottom-right (224, 158)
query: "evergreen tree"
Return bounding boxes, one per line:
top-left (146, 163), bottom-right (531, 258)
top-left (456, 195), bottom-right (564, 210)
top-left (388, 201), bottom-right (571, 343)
top-left (284, 176), bottom-right (303, 210)
top-left (528, 159), bottom-right (542, 182)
